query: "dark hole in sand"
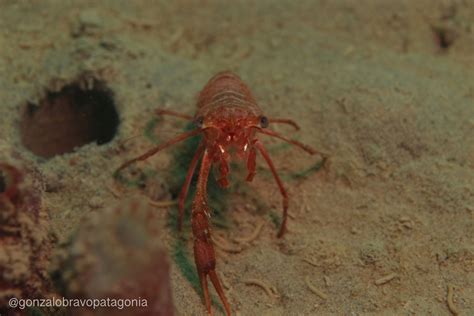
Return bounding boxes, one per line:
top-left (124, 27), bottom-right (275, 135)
top-left (0, 171), bottom-right (5, 193)
top-left (433, 26), bottom-right (456, 50)
top-left (20, 77), bottom-right (119, 158)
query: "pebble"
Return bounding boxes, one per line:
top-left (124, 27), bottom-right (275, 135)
top-left (88, 196), bottom-right (103, 209)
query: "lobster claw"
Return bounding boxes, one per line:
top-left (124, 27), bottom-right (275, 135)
top-left (192, 206), bottom-right (231, 315)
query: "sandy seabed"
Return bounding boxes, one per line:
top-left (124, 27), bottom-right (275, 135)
top-left (0, 1), bottom-right (473, 315)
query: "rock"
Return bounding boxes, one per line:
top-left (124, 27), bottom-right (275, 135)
top-left (55, 197), bottom-right (174, 316)
top-left (0, 163), bottom-right (52, 311)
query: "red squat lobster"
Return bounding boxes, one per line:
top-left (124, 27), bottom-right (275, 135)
top-left (116, 71), bottom-right (324, 315)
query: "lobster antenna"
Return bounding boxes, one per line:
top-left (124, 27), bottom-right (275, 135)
top-left (268, 118), bottom-right (300, 130)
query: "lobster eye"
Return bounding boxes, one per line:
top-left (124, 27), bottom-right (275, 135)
top-left (259, 116), bottom-right (269, 128)
top-left (195, 116), bottom-right (204, 127)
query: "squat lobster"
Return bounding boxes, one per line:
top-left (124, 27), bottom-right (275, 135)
top-left (116, 71), bottom-right (325, 315)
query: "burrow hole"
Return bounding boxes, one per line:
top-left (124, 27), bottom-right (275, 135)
top-left (20, 75), bottom-right (119, 159)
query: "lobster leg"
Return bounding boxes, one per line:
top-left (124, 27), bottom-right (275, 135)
top-left (116, 129), bottom-right (202, 173)
top-left (258, 128), bottom-right (324, 156)
top-left (217, 157), bottom-right (230, 188)
top-left (192, 149), bottom-right (231, 316)
top-left (177, 142), bottom-right (204, 231)
top-left (246, 145), bottom-right (257, 182)
top-left (254, 141), bottom-right (289, 238)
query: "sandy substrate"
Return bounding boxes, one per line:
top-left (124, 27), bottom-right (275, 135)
top-left (0, 1), bottom-right (473, 315)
